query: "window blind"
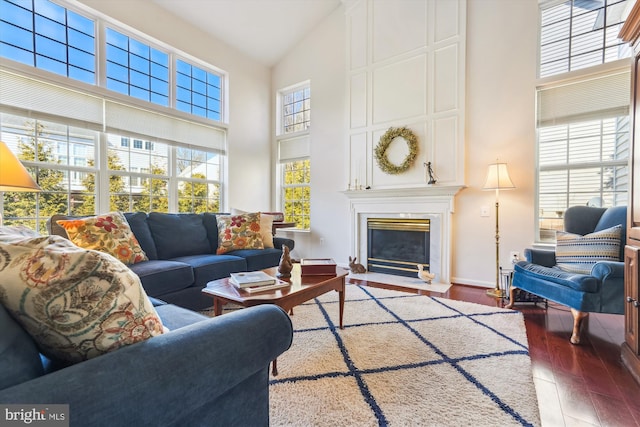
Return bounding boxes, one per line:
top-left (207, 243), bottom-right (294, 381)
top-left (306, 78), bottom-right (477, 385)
top-left (537, 69), bottom-right (631, 127)
top-left (0, 68), bottom-right (226, 153)
top-left (278, 135), bottom-right (310, 163)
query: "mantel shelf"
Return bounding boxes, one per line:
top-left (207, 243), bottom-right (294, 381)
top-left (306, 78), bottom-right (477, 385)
top-left (340, 185), bottom-right (466, 199)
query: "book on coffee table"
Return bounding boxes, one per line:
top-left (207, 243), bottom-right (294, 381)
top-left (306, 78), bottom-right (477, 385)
top-left (230, 271), bottom-right (277, 288)
top-left (241, 280), bottom-right (290, 293)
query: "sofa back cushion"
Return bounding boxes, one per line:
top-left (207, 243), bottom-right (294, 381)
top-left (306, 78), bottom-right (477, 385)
top-left (123, 212), bottom-right (158, 260)
top-left (0, 304), bottom-right (44, 390)
top-left (147, 213), bottom-right (211, 259)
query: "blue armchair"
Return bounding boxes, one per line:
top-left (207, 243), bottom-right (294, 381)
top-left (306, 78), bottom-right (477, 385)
top-left (506, 205), bottom-right (626, 345)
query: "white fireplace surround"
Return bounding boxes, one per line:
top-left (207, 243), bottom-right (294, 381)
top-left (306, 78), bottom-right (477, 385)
top-left (342, 186), bottom-right (464, 284)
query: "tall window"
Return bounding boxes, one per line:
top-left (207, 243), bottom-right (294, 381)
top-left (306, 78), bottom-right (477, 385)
top-left (277, 82), bottom-right (311, 230)
top-left (536, 0), bottom-right (632, 242)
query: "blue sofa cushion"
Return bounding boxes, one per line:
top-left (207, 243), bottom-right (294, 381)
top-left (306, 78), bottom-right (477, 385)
top-left (0, 305), bottom-right (44, 389)
top-left (147, 213), bottom-right (211, 259)
top-left (123, 212), bottom-right (158, 260)
top-left (514, 262), bottom-right (600, 293)
top-left (171, 254), bottom-right (247, 288)
top-left (155, 304), bottom-right (208, 330)
top-left (129, 260), bottom-right (194, 296)
top-left (231, 248), bottom-right (284, 271)
top-left (202, 212), bottom-right (221, 253)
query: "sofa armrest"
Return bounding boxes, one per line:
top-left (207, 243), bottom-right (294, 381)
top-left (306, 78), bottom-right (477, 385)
top-left (524, 247), bottom-right (556, 267)
top-left (0, 305), bottom-right (293, 427)
top-left (274, 236), bottom-right (295, 251)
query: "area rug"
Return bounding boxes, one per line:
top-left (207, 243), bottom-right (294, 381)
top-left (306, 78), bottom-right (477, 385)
top-left (269, 284), bottom-right (540, 427)
top-left (347, 272), bottom-right (452, 293)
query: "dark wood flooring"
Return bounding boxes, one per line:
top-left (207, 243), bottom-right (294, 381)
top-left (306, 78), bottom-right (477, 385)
top-left (349, 279), bottom-right (640, 427)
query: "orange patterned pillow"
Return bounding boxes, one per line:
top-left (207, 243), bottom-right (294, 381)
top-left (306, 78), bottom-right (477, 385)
top-left (57, 212), bottom-right (148, 265)
top-left (216, 213), bottom-right (264, 254)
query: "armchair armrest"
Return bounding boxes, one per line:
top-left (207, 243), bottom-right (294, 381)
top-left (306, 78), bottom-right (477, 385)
top-left (0, 305), bottom-right (293, 427)
top-left (591, 261), bottom-right (624, 281)
top-left (524, 247), bottom-right (556, 267)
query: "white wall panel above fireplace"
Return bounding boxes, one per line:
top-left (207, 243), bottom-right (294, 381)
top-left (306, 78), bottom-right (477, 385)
top-left (372, 56), bottom-right (427, 124)
top-left (372, 0), bottom-right (427, 63)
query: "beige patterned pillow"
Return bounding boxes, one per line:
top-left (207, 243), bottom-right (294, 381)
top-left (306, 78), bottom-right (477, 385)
top-left (216, 213), bottom-right (264, 254)
top-left (0, 226), bottom-right (164, 364)
top-left (230, 208), bottom-right (274, 248)
top-left (57, 212), bottom-right (148, 265)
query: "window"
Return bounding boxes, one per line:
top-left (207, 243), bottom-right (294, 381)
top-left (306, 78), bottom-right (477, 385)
top-left (176, 59), bottom-right (222, 121)
top-left (133, 139), bottom-right (143, 149)
top-left (120, 137), bottom-right (129, 147)
top-left (0, 112), bottom-right (98, 233)
top-left (282, 159), bottom-right (310, 229)
top-left (540, 0), bottom-right (632, 78)
top-left (0, 0), bottom-right (226, 123)
top-left (105, 28), bottom-right (169, 106)
top-left (536, 1), bottom-right (632, 242)
top-left (176, 147), bottom-right (221, 213)
top-left (0, 0), bottom-right (96, 84)
top-left (281, 84), bottom-right (310, 134)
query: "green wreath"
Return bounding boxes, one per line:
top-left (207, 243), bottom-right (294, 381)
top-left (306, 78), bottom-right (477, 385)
top-left (374, 127), bottom-right (418, 175)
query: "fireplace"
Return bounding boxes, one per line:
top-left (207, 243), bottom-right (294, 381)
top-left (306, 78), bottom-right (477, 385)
top-left (343, 185), bottom-right (463, 285)
top-left (367, 218), bottom-right (430, 277)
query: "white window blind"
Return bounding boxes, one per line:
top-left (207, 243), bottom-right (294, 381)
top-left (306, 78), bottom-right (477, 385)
top-left (537, 69), bottom-right (631, 127)
top-left (0, 68), bottom-right (226, 153)
top-left (278, 135), bottom-right (310, 163)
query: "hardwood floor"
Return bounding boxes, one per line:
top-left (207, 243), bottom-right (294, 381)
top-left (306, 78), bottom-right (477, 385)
top-left (349, 279), bottom-right (640, 427)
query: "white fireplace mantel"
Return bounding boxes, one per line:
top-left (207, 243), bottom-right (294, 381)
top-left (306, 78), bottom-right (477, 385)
top-left (342, 185), bottom-right (465, 284)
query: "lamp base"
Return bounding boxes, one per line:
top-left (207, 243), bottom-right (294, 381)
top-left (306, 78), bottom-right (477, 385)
top-left (486, 288), bottom-right (505, 298)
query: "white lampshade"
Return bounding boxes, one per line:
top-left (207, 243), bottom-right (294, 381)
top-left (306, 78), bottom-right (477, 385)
top-left (0, 141), bottom-right (41, 192)
top-left (483, 162), bottom-right (515, 190)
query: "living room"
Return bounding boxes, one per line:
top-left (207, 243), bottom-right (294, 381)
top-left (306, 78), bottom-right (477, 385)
top-left (1, 0), bottom-right (639, 426)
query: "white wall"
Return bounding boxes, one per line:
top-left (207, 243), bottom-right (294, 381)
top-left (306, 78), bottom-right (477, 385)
top-left (78, 0), bottom-right (274, 211)
top-left (274, 0), bottom-right (539, 285)
top-left (271, 6), bottom-right (349, 262)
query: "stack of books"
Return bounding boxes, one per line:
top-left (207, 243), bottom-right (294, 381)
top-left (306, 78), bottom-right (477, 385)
top-left (229, 271), bottom-right (289, 293)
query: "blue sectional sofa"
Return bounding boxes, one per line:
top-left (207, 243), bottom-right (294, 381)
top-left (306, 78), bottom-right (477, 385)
top-left (49, 212), bottom-right (295, 311)
top-left (0, 298), bottom-right (293, 426)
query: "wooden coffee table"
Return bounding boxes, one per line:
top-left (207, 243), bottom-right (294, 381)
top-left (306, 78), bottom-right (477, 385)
top-left (202, 265), bottom-right (349, 375)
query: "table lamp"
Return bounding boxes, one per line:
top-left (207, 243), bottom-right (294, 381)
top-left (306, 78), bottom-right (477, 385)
top-left (0, 141), bottom-right (41, 225)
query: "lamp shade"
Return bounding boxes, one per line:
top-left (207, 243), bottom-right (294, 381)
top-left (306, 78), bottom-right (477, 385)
top-left (0, 141), bottom-right (41, 192)
top-left (483, 162), bottom-right (515, 190)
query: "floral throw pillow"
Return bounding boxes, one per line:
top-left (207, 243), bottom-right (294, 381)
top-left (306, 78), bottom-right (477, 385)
top-left (230, 208), bottom-right (275, 248)
top-left (0, 226), bottom-right (164, 364)
top-left (57, 212), bottom-right (148, 265)
top-left (216, 213), bottom-right (264, 254)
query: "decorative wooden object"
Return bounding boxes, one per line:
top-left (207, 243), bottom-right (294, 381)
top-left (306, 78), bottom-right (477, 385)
top-left (277, 245), bottom-right (293, 279)
top-left (620, 4), bottom-right (640, 384)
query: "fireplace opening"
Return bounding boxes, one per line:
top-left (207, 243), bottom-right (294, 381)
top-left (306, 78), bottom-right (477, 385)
top-left (367, 218), bottom-right (430, 277)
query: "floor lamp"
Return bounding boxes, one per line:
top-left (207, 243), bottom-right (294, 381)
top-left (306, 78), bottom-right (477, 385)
top-left (0, 141), bottom-right (41, 226)
top-left (483, 161), bottom-right (515, 298)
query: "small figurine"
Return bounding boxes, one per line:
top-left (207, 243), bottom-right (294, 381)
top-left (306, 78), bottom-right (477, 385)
top-left (425, 162), bottom-right (437, 185)
top-left (417, 264), bottom-right (436, 283)
top-left (348, 256), bottom-right (366, 274)
top-left (277, 245), bottom-right (293, 278)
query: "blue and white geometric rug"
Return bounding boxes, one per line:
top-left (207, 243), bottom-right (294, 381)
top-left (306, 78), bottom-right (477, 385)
top-left (269, 284), bottom-right (541, 426)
